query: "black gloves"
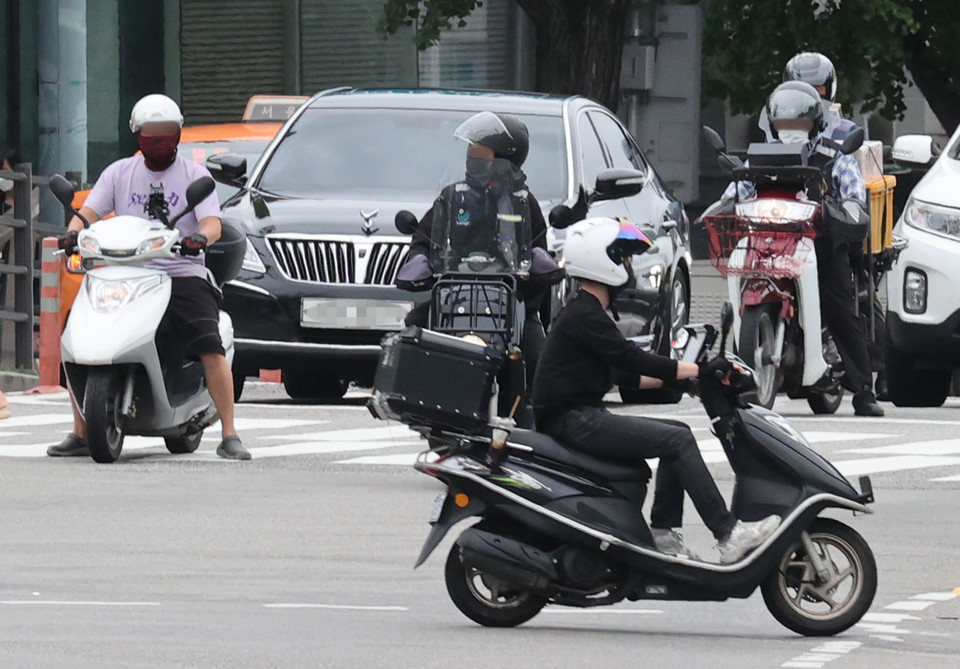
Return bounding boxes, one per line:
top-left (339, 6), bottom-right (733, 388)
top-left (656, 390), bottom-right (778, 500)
top-left (58, 230), bottom-right (79, 255)
top-left (180, 233), bottom-right (208, 256)
top-left (699, 357), bottom-right (733, 381)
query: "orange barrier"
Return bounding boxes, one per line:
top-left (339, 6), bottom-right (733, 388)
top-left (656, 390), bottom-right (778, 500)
top-left (260, 369), bottom-right (281, 382)
top-left (27, 237), bottom-right (66, 393)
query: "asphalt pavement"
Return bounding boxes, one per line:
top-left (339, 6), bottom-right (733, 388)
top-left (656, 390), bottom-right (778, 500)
top-left (1, 379), bottom-right (959, 668)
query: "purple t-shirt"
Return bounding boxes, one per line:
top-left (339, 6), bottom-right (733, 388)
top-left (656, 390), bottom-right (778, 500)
top-left (84, 155), bottom-right (221, 278)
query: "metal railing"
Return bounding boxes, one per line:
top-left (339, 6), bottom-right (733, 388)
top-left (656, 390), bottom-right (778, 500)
top-left (0, 163), bottom-right (76, 370)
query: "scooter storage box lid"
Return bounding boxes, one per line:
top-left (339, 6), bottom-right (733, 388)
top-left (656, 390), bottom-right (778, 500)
top-left (369, 326), bottom-right (501, 432)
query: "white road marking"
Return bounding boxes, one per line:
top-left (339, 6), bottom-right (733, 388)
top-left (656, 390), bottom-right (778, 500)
top-left (262, 425), bottom-right (418, 442)
top-left (249, 441), bottom-right (420, 459)
top-left (232, 417), bottom-right (326, 431)
top-left (0, 414), bottom-right (72, 428)
top-left (262, 603), bottom-right (407, 611)
top-left (782, 641), bottom-right (861, 668)
top-left (834, 455), bottom-right (960, 477)
top-left (0, 431), bottom-right (28, 438)
top-left (841, 439), bottom-right (960, 456)
top-left (337, 453), bottom-right (423, 466)
top-left (910, 591), bottom-right (958, 602)
top-left (0, 600), bottom-right (160, 607)
top-left (860, 612), bottom-right (922, 623)
top-left (931, 474), bottom-right (960, 482)
top-left (884, 600), bottom-right (937, 611)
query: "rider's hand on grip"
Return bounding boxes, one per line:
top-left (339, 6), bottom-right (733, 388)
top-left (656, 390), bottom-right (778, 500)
top-left (58, 230), bottom-right (79, 255)
top-left (179, 233), bottom-right (208, 256)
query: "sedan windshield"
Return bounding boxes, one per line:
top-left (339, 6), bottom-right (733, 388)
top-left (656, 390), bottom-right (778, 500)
top-left (255, 108), bottom-right (567, 203)
top-left (179, 140), bottom-right (272, 201)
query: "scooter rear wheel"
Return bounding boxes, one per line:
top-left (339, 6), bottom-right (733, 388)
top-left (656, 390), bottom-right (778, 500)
top-left (761, 518), bottom-right (876, 636)
top-left (164, 431), bottom-right (203, 454)
top-left (444, 543), bottom-right (547, 627)
top-left (84, 369), bottom-right (125, 464)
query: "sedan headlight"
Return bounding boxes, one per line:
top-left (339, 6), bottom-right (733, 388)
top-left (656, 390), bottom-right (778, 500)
top-left (242, 239), bottom-right (266, 273)
top-left (735, 199), bottom-right (817, 222)
top-left (903, 198), bottom-right (960, 239)
top-left (86, 274), bottom-right (165, 313)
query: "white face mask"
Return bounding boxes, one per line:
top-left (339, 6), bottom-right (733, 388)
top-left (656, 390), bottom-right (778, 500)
top-left (0, 177), bottom-right (13, 193)
top-left (778, 129), bottom-right (810, 145)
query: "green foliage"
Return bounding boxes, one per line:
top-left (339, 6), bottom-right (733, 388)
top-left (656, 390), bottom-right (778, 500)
top-left (703, 0), bottom-right (919, 120)
top-left (379, 0), bottom-right (484, 50)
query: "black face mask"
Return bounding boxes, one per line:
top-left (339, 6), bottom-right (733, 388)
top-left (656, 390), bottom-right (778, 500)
top-left (465, 157), bottom-right (494, 185)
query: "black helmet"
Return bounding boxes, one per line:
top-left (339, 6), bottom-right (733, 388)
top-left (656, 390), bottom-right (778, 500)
top-left (765, 81), bottom-right (826, 141)
top-left (454, 111), bottom-right (530, 167)
top-left (784, 52), bottom-right (837, 101)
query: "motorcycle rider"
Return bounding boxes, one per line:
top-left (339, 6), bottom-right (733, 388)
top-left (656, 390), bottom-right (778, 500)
top-left (400, 111), bottom-right (550, 369)
top-left (784, 52), bottom-right (859, 141)
top-left (48, 94), bottom-right (251, 460)
top-left (725, 81), bottom-right (883, 417)
top-left (532, 218), bottom-right (781, 564)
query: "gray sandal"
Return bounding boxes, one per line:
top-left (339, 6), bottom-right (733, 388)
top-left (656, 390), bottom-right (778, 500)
top-left (216, 435), bottom-right (251, 460)
top-left (47, 433), bottom-right (89, 457)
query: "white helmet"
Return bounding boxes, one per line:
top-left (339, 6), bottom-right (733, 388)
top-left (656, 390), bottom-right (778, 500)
top-left (561, 217), bottom-right (652, 287)
top-left (129, 94), bottom-right (184, 133)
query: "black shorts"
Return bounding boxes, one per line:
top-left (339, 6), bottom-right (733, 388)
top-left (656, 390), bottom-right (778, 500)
top-left (160, 277), bottom-right (225, 357)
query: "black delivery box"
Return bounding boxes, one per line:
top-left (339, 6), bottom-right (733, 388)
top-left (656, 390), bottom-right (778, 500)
top-left (369, 326), bottom-right (502, 432)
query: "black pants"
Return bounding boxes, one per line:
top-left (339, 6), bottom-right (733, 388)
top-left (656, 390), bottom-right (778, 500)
top-left (816, 239), bottom-right (873, 393)
top-left (543, 407), bottom-right (738, 540)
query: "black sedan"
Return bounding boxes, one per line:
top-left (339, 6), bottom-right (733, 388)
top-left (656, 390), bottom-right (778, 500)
top-left (210, 89), bottom-right (692, 402)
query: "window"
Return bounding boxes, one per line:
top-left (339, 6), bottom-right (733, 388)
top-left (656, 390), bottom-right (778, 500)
top-left (578, 114), bottom-right (609, 186)
top-left (589, 112), bottom-right (647, 174)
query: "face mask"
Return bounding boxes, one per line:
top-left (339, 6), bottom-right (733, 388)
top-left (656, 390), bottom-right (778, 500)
top-left (466, 157), bottom-right (494, 184)
top-left (138, 130), bottom-right (181, 172)
top-left (778, 129), bottom-right (810, 145)
top-left (0, 177), bottom-right (13, 192)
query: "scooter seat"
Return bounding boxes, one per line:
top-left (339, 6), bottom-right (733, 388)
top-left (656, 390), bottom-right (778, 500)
top-left (509, 428), bottom-right (651, 482)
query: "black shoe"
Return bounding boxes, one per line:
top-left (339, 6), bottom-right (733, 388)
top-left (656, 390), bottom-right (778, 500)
top-left (853, 391), bottom-right (885, 417)
top-left (47, 433), bottom-right (89, 457)
top-left (875, 373), bottom-right (890, 402)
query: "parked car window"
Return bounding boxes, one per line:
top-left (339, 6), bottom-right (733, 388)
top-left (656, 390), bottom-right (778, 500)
top-left (256, 108), bottom-right (567, 202)
top-left (577, 113), bottom-right (609, 187)
top-left (589, 112), bottom-right (647, 175)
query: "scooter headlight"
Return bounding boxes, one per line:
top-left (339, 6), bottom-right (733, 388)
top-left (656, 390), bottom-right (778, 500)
top-left (79, 234), bottom-right (101, 255)
top-left (736, 199), bottom-right (816, 222)
top-left (86, 274), bottom-right (165, 313)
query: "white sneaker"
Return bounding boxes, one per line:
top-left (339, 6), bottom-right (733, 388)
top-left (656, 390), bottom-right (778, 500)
top-left (717, 515), bottom-right (781, 564)
top-left (652, 528), bottom-right (700, 560)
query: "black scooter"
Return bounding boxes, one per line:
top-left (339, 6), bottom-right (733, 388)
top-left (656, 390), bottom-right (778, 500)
top-left (407, 305), bottom-right (877, 637)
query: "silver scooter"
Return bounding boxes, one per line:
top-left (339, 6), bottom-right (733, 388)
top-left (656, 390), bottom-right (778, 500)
top-left (49, 175), bottom-right (243, 463)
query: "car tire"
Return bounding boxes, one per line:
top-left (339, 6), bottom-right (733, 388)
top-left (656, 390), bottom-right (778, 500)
top-left (283, 367), bottom-right (348, 401)
top-left (232, 369), bottom-right (246, 403)
top-left (885, 337), bottom-right (950, 408)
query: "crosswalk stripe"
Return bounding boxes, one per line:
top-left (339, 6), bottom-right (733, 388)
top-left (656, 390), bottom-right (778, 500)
top-left (839, 439), bottom-right (960, 456)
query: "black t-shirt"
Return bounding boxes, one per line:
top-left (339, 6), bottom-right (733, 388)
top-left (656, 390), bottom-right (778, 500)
top-left (532, 291), bottom-right (679, 425)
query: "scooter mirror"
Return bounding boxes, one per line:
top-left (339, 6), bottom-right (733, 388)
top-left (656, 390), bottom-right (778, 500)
top-left (839, 127), bottom-right (865, 156)
top-left (702, 126), bottom-right (727, 153)
top-left (548, 204), bottom-right (574, 230)
top-left (721, 302), bottom-right (734, 334)
top-left (395, 210), bottom-right (418, 236)
top-left (185, 177), bottom-right (216, 210)
top-left (49, 174), bottom-right (77, 211)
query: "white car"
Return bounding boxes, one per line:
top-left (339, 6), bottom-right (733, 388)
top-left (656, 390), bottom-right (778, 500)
top-left (885, 129), bottom-right (960, 406)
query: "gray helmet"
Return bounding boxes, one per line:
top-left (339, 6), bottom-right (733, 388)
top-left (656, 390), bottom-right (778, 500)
top-left (784, 52), bottom-right (837, 102)
top-left (765, 81), bottom-right (826, 141)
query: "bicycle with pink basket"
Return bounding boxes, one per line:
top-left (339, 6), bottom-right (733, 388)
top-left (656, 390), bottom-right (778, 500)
top-left (700, 130), bottom-right (846, 414)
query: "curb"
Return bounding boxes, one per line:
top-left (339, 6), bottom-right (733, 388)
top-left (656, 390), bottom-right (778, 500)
top-left (0, 371), bottom-right (40, 393)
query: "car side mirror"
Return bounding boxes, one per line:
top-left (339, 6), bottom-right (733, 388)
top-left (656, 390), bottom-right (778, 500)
top-left (395, 210), bottom-right (418, 235)
top-left (548, 204), bottom-right (574, 230)
top-left (839, 127), bottom-right (865, 155)
top-left (702, 126), bottom-right (727, 153)
top-left (206, 153), bottom-right (248, 187)
top-left (892, 134), bottom-right (937, 166)
top-left (185, 177), bottom-right (216, 210)
top-left (49, 174), bottom-right (77, 211)
top-left (592, 168), bottom-right (645, 202)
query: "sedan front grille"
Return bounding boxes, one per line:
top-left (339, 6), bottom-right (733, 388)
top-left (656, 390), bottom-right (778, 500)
top-left (268, 238), bottom-right (356, 284)
top-left (267, 236), bottom-right (410, 286)
top-left (364, 242), bottom-right (409, 286)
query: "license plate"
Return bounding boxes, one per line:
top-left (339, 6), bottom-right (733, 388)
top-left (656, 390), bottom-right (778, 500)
top-left (428, 492), bottom-right (447, 524)
top-left (300, 298), bottom-right (413, 330)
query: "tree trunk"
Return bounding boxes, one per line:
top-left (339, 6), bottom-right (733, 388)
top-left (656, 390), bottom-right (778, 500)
top-left (518, 0), bottom-right (632, 111)
top-left (904, 38), bottom-right (960, 135)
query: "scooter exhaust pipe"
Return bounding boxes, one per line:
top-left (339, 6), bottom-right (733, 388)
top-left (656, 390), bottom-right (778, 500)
top-left (457, 528), bottom-right (558, 591)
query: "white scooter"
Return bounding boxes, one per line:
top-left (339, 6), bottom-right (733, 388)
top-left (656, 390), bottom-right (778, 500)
top-left (49, 175), bottom-right (244, 463)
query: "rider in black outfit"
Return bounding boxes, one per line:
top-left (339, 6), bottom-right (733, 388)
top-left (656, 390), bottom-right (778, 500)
top-left (532, 217), bottom-right (780, 564)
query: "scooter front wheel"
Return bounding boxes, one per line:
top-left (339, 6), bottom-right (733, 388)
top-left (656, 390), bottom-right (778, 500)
top-left (761, 518), bottom-right (877, 636)
top-left (84, 369), bottom-right (125, 463)
top-left (740, 304), bottom-right (780, 409)
top-left (444, 543), bottom-right (547, 627)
